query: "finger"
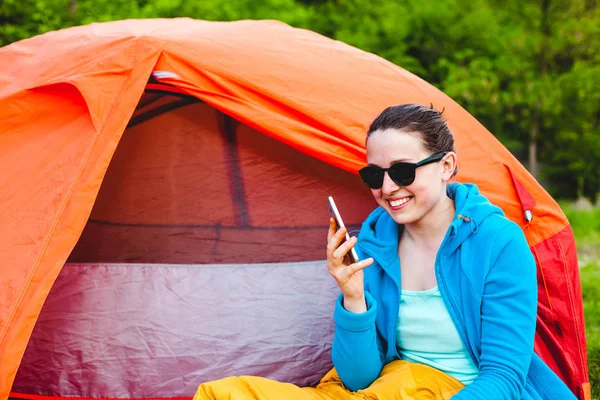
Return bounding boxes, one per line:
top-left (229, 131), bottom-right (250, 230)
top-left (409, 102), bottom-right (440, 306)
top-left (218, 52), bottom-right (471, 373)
top-left (327, 225), bottom-right (347, 258)
top-left (332, 235), bottom-right (356, 260)
top-left (331, 224), bottom-right (347, 248)
top-left (326, 221), bottom-right (340, 258)
top-left (333, 257), bottom-right (373, 284)
top-left (327, 218), bottom-right (336, 242)
top-left (326, 229), bottom-right (343, 267)
top-left (348, 257), bottom-right (374, 275)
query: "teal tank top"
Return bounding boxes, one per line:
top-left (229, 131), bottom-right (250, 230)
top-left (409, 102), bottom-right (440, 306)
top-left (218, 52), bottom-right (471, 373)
top-left (396, 286), bottom-right (479, 385)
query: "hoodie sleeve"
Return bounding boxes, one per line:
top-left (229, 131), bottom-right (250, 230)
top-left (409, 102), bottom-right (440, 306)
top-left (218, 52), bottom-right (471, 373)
top-left (331, 291), bottom-right (385, 391)
top-left (452, 222), bottom-right (537, 400)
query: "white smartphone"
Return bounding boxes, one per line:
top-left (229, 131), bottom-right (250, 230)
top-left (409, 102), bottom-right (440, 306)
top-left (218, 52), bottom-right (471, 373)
top-left (328, 196), bottom-right (359, 265)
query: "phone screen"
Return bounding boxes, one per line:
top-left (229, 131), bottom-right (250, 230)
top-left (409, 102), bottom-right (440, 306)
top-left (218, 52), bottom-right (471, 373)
top-left (328, 196), bottom-right (359, 264)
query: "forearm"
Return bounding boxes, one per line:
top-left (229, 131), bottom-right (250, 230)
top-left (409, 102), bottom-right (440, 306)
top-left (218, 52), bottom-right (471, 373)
top-left (450, 371), bottom-right (522, 400)
top-left (331, 292), bottom-right (383, 391)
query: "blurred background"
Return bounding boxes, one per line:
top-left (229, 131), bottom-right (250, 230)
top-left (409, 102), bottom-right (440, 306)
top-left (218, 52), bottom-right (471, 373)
top-left (1, 0), bottom-right (598, 396)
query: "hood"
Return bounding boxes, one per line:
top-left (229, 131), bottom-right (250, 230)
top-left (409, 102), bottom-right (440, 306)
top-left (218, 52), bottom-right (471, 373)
top-left (356, 182), bottom-right (505, 263)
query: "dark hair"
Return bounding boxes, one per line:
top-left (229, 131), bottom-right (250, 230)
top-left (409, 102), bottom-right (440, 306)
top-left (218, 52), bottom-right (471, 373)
top-left (367, 103), bottom-right (457, 176)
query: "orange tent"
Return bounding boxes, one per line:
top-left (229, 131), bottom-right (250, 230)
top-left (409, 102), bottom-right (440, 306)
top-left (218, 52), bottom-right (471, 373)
top-left (0, 19), bottom-right (590, 400)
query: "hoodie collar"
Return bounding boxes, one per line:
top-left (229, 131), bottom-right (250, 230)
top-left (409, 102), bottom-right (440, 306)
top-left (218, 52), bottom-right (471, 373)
top-left (357, 182), bottom-right (504, 261)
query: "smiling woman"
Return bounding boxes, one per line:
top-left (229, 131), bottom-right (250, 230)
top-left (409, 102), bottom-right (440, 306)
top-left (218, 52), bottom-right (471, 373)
top-left (327, 104), bottom-right (566, 399)
top-left (194, 105), bottom-right (579, 400)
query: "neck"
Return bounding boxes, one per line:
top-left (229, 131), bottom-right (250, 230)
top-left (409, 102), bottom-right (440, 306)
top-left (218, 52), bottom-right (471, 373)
top-left (402, 194), bottom-right (455, 251)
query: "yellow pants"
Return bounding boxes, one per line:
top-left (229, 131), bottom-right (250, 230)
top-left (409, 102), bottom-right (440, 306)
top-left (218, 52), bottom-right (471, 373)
top-left (194, 360), bottom-right (465, 400)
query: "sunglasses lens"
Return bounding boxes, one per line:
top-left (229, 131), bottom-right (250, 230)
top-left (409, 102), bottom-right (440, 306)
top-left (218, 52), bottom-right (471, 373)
top-left (388, 164), bottom-right (416, 187)
top-left (359, 167), bottom-right (384, 189)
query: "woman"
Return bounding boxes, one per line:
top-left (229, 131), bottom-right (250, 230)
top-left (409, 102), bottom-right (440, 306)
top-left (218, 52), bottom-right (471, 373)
top-left (195, 104), bottom-right (577, 400)
top-left (327, 104), bottom-right (576, 400)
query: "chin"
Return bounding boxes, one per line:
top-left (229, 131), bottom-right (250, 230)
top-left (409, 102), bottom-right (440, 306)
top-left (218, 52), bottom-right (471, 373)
top-left (386, 209), bottom-right (417, 225)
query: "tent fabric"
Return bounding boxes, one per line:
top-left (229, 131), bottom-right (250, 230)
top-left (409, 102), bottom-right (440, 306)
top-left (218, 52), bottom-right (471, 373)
top-left (12, 262), bottom-right (338, 397)
top-left (68, 94), bottom-right (375, 264)
top-left (0, 18), bottom-right (589, 400)
top-left (532, 225), bottom-right (588, 394)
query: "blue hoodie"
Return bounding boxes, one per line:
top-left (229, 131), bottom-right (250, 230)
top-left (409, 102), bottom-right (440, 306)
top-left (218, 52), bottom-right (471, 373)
top-left (332, 183), bottom-right (576, 400)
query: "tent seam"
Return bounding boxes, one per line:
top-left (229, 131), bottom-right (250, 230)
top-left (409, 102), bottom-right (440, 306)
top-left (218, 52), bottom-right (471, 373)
top-left (94, 36), bottom-right (152, 133)
top-left (62, 260), bottom-right (330, 269)
top-left (532, 221), bottom-right (571, 247)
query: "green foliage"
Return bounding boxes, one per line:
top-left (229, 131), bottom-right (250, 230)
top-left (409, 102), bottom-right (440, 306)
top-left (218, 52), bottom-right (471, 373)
top-left (0, 0), bottom-right (75, 46)
top-left (580, 262), bottom-right (600, 399)
top-left (134, 0), bottom-right (314, 26)
top-left (1, 0), bottom-right (600, 202)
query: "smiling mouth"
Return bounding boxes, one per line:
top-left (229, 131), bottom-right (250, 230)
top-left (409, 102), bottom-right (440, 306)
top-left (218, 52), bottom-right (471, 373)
top-left (388, 197), bottom-right (411, 207)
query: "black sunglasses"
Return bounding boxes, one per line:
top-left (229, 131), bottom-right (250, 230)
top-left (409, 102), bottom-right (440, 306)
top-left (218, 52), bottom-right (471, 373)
top-left (359, 152), bottom-right (448, 189)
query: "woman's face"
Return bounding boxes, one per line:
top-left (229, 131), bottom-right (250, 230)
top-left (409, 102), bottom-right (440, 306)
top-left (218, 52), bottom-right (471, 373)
top-left (366, 129), bottom-right (453, 226)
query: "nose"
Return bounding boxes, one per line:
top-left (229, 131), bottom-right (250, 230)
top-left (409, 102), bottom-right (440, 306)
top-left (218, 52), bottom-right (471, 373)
top-left (380, 171), bottom-right (400, 194)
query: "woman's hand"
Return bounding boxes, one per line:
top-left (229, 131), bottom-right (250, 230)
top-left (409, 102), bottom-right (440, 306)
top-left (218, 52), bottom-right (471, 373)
top-left (326, 218), bottom-right (374, 313)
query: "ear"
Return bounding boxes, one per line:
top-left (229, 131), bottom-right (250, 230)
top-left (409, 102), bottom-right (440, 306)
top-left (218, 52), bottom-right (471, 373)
top-left (441, 152), bottom-right (457, 182)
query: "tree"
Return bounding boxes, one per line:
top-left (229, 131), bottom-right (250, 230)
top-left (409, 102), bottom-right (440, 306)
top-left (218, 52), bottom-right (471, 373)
top-left (0, 0), bottom-right (75, 46)
top-left (2, 0), bottom-right (599, 200)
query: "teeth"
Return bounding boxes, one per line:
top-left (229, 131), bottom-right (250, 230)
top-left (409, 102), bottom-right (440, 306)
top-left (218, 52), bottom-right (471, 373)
top-left (389, 197), bottom-right (410, 207)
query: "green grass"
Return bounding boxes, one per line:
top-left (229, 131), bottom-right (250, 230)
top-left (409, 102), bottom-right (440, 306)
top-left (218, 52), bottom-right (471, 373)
top-left (561, 202), bottom-right (600, 399)
top-left (580, 263), bottom-right (600, 400)
top-left (561, 202), bottom-right (600, 268)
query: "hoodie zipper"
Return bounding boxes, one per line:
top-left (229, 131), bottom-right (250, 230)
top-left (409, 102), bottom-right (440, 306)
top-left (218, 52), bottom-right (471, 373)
top-left (436, 232), bottom-right (479, 368)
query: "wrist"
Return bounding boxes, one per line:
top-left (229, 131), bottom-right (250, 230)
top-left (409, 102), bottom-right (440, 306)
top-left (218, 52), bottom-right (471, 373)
top-left (343, 294), bottom-right (367, 314)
